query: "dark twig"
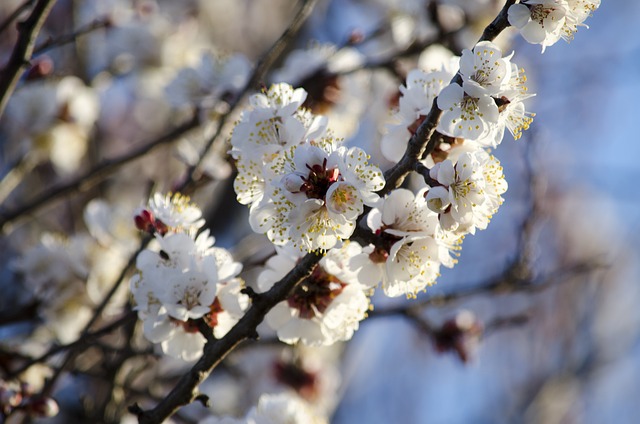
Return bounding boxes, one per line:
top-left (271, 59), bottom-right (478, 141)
top-left (0, 0), bottom-right (56, 119)
top-left (33, 17), bottom-right (110, 55)
top-left (7, 311), bottom-right (137, 379)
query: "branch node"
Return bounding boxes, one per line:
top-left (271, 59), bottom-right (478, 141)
top-left (248, 329), bottom-right (260, 341)
top-left (127, 403), bottom-right (144, 417)
top-left (240, 287), bottom-right (262, 303)
top-left (194, 394), bottom-right (210, 408)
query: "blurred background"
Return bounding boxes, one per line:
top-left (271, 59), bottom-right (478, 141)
top-left (1, 0), bottom-right (637, 423)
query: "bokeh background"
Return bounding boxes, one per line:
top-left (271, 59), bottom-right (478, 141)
top-left (1, 0), bottom-right (638, 423)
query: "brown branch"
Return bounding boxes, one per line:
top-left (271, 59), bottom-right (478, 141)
top-left (7, 311), bottom-right (137, 379)
top-left (0, 0), bottom-right (56, 120)
top-left (0, 114), bottom-right (201, 231)
top-left (131, 2), bottom-right (515, 422)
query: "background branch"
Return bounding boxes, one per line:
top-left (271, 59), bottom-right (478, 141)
top-left (0, 114), bottom-right (200, 231)
top-left (0, 0), bottom-right (56, 119)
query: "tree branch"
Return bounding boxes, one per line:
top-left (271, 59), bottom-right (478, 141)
top-left (33, 17), bottom-right (111, 55)
top-left (0, 0), bottom-right (56, 120)
top-left (7, 311), bottom-right (137, 379)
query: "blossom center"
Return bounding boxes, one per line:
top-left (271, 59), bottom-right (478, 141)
top-left (206, 297), bottom-right (224, 328)
top-left (369, 228), bottom-right (403, 263)
top-left (177, 285), bottom-right (203, 310)
top-left (300, 158), bottom-right (341, 200)
top-left (287, 266), bottom-right (346, 319)
top-left (529, 5), bottom-right (555, 25)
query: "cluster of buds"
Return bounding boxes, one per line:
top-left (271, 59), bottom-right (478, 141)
top-left (0, 380), bottom-right (59, 419)
top-left (133, 209), bottom-right (169, 235)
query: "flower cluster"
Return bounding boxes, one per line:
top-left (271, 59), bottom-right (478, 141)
top-left (425, 147), bottom-right (508, 234)
top-left (130, 193), bottom-right (248, 361)
top-left (437, 41), bottom-right (534, 146)
top-left (258, 245), bottom-right (370, 346)
top-left (508, 0), bottom-right (601, 52)
top-left (231, 83), bottom-right (385, 252)
top-left (350, 189), bottom-right (459, 297)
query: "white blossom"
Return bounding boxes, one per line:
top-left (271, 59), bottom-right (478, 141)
top-left (381, 68), bottom-right (453, 162)
top-left (437, 42), bottom-right (534, 147)
top-left (508, 0), bottom-right (567, 52)
top-left (459, 41), bottom-right (513, 98)
top-left (251, 139), bottom-right (384, 251)
top-left (508, 0), bottom-right (599, 52)
top-left (354, 188), bottom-right (458, 297)
top-left (131, 229), bottom-right (245, 360)
top-left (146, 192), bottom-right (205, 234)
top-left (258, 246), bottom-right (370, 346)
top-left (437, 82), bottom-right (499, 142)
top-left (425, 146), bottom-right (508, 234)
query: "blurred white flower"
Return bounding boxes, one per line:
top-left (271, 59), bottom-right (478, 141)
top-left (165, 51), bottom-right (251, 108)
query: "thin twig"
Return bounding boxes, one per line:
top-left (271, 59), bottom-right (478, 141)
top-left (0, 0), bottom-right (57, 120)
top-left (369, 260), bottom-right (605, 318)
top-left (33, 17), bottom-right (110, 55)
top-left (7, 311), bottom-right (136, 379)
